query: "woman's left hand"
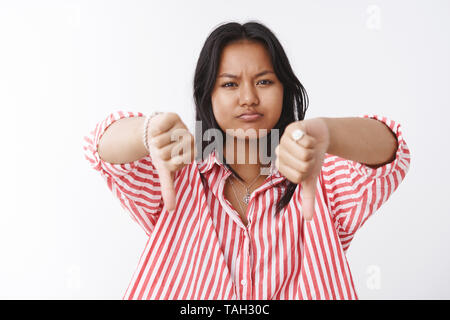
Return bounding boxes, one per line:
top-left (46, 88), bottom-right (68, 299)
top-left (275, 118), bottom-right (330, 221)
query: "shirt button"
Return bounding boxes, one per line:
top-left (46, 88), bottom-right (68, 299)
top-left (241, 280), bottom-right (247, 286)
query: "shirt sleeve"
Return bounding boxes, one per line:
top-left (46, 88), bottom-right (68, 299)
top-left (320, 114), bottom-right (411, 252)
top-left (82, 110), bottom-right (163, 236)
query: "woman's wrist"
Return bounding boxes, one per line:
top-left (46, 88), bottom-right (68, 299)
top-left (142, 111), bottom-right (162, 154)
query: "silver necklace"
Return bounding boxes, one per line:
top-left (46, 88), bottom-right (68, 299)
top-left (229, 172), bottom-right (262, 205)
top-left (229, 179), bottom-right (246, 214)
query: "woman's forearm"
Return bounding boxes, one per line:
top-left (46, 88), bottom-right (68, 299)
top-left (98, 116), bottom-right (149, 164)
top-left (320, 117), bottom-right (398, 168)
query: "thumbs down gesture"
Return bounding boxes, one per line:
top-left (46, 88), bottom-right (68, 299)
top-left (146, 112), bottom-right (195, 212)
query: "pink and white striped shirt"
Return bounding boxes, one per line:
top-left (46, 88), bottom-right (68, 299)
top-left (82, 111), bottom-right (410, 300)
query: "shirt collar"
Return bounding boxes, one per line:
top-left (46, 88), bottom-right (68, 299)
top-left (196, 150), bottom-right (221, 174)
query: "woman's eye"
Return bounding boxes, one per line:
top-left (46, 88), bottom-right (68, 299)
top-left (222, 82), bottom-right (237, 88)
top-left (222, 80), bottom-right (273, 88)
top-left (258, 79), bottom-right (273, 85)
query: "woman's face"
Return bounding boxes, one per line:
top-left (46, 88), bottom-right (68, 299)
top-left (211, 40), bottom-right (284, 140)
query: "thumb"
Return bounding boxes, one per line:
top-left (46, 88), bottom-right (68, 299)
top-left (301, 174), bottom-right (317, 221)
top-left (159, 166), bottom-right (176, 212)
top-left (152, 155), bottom-right (176, 212)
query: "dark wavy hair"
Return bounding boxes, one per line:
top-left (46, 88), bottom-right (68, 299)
top-left (193, 21), bottom-right (309, 213)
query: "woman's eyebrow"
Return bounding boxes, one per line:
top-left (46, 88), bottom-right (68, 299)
top-left (218, 70), bottom-right (274, 79)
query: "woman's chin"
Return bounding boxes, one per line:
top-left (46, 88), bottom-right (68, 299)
top-left (230, 132), bottom-right (271, 141)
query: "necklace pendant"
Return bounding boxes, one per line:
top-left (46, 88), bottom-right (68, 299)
top-left (243, 194), bottom-right (250, 205)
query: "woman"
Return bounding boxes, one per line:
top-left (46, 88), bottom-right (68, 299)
top-left (83, 21), bottom-right (410, 300)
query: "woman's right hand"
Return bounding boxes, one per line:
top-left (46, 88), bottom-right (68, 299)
top-left (147, 112), bottom-right (195, 211)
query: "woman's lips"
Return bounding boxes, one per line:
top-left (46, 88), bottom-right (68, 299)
top-left (237, 113), bottom-right (263, 121)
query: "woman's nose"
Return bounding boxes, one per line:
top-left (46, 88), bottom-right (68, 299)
top-left (239, 82), bottom-right (259, 106)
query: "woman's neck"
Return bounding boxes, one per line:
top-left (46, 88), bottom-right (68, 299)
top-left (223, 136), bottom-right (271, 183)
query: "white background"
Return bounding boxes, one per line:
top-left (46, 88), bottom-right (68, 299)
top-left (0, 0), bottom-right (448, 299)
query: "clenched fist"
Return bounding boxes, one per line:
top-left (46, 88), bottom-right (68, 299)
top-left (275, 118), bottom-right (330, 221)
top-left (147, 112), bottom-right (195, 211)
